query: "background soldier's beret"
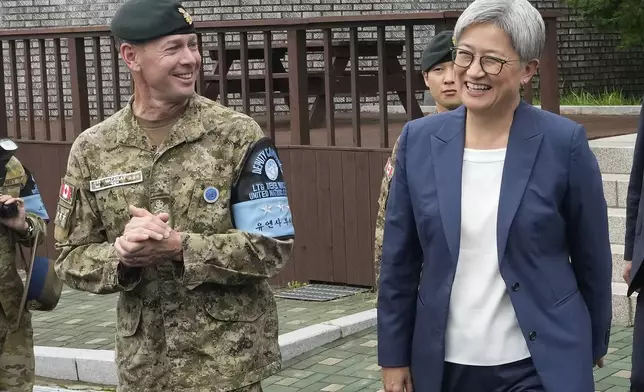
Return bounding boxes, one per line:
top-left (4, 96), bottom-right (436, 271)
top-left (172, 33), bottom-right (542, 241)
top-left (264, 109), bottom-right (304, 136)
top-left (110, 0), bottom-right (196, 43)
top-left (421, 30), bottom-right (455, 72)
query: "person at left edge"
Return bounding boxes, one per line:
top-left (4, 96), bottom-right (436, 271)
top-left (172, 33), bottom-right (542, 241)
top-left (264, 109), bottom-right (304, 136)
top-left (52, 0), bottom-right (294, 391)
top-left (0, 140), bottom-right (49, 392)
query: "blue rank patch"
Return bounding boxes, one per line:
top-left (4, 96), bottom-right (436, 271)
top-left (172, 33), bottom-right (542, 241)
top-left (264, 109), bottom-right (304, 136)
top-left (203, 186), bottom-right (219, 203)
top-left (231, 137), bottom-right (294, 239)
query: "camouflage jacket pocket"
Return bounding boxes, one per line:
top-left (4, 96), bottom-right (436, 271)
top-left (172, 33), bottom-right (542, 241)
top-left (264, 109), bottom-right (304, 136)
top-left (199, 282), bottom-right (279, 377)
top-left (186, 180), bottom-right (232, 235)
top-left (202, 282), bottom-right (269, 322)
top-left (116, 292), bottom-right (142, 337)
top-left (92, 187), bottom-right (132, 243)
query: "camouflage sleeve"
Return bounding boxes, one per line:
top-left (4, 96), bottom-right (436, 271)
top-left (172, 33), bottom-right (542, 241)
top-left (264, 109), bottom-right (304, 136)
top-left (176, 120), bottom-right (294, 288)
top-left (15, 164), bottom-right (47, 248)
top-left (53, 142), bottom-right (142, 294)
top-left (373, 136), bottom-right (401, 292)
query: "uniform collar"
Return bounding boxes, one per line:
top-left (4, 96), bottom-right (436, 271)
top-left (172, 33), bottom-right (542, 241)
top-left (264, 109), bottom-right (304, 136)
top-left (116, 93), bottom-right (208, 152)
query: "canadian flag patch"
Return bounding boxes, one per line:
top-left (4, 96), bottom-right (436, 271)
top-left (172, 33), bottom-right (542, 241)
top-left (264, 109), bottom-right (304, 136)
top-left (384, 158), bottom-right (394, 180)
top-left (59, 182), bottom-right (75, 204)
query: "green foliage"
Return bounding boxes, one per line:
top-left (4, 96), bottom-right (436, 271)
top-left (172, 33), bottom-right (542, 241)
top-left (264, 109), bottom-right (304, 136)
top-left (564, 0), bottom-right (644, 48)
top-left (286, 280), bottom-right (307, 289)
top-left (532, 88), bottom-right (641, 106)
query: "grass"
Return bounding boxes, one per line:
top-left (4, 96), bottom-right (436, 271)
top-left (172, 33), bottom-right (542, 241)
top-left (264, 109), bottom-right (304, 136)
top-left (532, 88), bottom-right (642, 106)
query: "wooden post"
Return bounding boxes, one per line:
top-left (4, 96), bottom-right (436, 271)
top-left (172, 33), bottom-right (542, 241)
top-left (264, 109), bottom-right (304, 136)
top-left (287, 28), bottom-right (310, 145)
top-left (69, 37), bottom-right (90, 136)
top-left (539, 17), bottom-right (560, 114)
top-left (0, 41), bottom-right (7, 139)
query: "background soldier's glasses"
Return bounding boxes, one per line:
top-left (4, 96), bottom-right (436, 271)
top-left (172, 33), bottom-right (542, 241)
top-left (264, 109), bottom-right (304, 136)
top-left (450, 47), bottom-right (514, 76)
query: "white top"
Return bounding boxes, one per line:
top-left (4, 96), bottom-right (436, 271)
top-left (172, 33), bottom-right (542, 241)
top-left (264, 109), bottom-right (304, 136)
top-left (444, 147), bottom-right (531, 366)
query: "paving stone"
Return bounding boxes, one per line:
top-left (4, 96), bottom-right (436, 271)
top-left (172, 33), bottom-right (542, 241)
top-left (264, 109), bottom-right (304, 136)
top-left (34, 312), bottom-right (640, 392)
top-left (255, 326), bottom-right (641, 392)
top-left (319, 357), bottom-right (344, 366)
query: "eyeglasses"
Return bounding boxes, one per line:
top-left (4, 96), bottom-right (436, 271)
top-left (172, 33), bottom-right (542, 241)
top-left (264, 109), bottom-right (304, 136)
top-left (450, 47), bottom-right (516, 75)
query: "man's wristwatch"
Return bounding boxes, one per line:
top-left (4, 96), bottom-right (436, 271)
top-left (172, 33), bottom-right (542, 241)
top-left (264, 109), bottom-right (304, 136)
top-left (16, 217), bottom-right (34, 240)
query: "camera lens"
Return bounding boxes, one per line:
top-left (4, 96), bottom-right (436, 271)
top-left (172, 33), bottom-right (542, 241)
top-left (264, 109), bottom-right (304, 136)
top-left (0, 203), bottom-right (18, 218)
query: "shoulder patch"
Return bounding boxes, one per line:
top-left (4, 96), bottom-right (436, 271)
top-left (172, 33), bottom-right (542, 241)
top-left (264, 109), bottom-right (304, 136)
top-left (59, 181), bottom-right (76, 206)
top-left (2, 156), bottom-right (26, 187)
top-left (230, 137), bottom-right (294, 239)
top-left (384, 157), bottom-right (394, 180)
top-left (54, 204), bottom-right (72, 230)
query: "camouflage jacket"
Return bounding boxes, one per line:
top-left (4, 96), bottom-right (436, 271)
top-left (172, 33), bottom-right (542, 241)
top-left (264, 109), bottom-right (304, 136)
top-left (373, 110), bottom-right (437, 292)
top-left (53, 94), bottom-right (294, 392)
top-left (0, 157), bottom-right (47, 332)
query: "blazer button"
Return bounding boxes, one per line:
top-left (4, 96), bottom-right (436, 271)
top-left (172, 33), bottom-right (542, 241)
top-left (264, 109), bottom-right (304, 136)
top-left (529, 331), bottom-right (537, 341)
top-left (512, 282), bottom-right (520, 291)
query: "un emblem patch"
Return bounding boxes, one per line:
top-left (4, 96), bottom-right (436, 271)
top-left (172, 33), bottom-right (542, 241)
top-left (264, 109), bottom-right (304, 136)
top-left (265, 158), bottom-right (279, 181)
top-left (203, 186), bottom-right (219, 203)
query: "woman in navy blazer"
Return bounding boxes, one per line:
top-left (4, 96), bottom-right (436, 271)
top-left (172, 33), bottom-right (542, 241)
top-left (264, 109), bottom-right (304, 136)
top-left (377, 0), bottom-right (613, 391)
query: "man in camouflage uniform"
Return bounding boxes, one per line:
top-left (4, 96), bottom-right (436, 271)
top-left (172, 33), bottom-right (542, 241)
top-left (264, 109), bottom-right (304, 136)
top-left (0, 148), bottom-right (49, 391)
top-left (53, 0), bottom-right (294, 391)
top-left (373, 30), bottom-right (461, 292)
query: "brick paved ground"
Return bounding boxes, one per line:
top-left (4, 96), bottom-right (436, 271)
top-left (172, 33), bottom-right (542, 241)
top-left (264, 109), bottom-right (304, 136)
top-left (36, 325), bottom-right (638, 392)
top-left (261, 326), bottom-right (637, 392)
top-left (32, 288), bottom-right (376, 350)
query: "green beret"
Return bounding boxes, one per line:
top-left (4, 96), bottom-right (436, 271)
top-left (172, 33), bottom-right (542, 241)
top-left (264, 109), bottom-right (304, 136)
top-left (110, 0), bottom-right (196, 43)
top-left (421, 30), bottom-right (454, 72)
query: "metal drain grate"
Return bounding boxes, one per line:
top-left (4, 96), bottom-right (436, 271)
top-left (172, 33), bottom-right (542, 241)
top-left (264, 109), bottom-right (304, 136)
top-left (274, 283), bottom-right (369, 302)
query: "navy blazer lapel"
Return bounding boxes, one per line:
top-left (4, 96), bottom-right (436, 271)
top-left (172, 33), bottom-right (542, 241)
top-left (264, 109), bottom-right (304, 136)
top-left (497, 101), bottom-right (544, 265)
top-left (431, 106), bottom-right (465, 264)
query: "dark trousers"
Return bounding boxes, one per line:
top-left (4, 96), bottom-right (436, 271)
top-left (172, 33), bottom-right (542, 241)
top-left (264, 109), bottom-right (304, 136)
top-left (441, 357), bottom-right (545, 392)
top-left (632, 294), bottom-right (644, 391)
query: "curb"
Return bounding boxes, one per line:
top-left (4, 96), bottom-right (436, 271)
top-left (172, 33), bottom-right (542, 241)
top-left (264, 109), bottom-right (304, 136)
top-left (360, 104), bottom-right (642, 116)
top-left (34, 308), bottom-right (377, 387)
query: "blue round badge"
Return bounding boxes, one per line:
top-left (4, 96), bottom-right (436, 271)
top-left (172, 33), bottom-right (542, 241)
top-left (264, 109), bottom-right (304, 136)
top-left (203, 186), bottom-right (219, 204)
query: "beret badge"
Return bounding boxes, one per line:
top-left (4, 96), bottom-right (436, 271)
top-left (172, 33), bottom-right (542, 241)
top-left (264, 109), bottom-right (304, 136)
top-left (178, 7), bottom-right (193, 25)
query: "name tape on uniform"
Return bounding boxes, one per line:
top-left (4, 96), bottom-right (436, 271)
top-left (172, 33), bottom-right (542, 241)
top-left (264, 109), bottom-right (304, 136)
top-left (89, 171), bottom-right (143, 192)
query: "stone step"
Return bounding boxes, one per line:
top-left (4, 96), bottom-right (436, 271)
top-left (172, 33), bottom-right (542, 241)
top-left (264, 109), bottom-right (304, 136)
top-left (613, 282), bottom-right (637, 327)
top-left (590, 134), bottom-right (636, 175)
top-left (608, 207), bottom-right (626, 245)
top-left (612, 243), bottom-right (626, 283)
top-left (602, 173), bottom-right (629, 208)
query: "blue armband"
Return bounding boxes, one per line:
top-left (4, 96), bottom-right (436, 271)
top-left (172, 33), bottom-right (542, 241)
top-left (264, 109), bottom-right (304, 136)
top-left (230, 137), bottom-right (294, 239)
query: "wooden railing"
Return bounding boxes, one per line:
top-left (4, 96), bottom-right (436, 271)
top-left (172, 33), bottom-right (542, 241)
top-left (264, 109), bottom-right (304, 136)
top-left (0, 11), bottom-right (561, 148)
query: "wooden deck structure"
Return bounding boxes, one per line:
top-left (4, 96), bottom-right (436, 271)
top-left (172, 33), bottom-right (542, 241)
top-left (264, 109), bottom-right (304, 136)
top-left (0, 11), bottom-right (562, 288)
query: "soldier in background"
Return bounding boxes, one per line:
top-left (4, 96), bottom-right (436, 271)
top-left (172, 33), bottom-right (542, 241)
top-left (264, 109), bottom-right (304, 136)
top-left (373, 30), bottom-right (461, 291)
top-left (52, 0), bottom-right (294, 391)
top-left (0, 143), bottom-right (48, 391)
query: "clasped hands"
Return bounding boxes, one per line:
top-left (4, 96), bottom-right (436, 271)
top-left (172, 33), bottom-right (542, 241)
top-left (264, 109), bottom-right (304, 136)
top-left (114, 205), bottom-right (182, 268)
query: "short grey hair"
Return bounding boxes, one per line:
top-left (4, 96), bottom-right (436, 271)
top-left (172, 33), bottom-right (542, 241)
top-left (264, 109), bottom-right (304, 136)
top-left (453, 0), bottom-right (546, 62)
top-left (113, 37), bottom-right (134, 51)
